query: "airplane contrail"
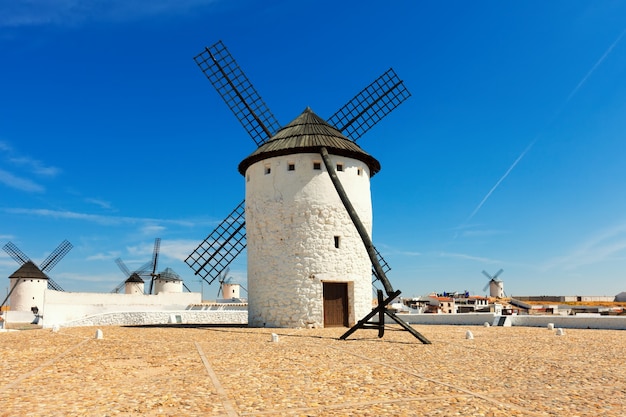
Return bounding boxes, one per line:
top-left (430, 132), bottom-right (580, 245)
top-left (466, 138), bottom-right (537, 222)
top-left (566, 28), bottom-right (626, 103)
top-left (464, 28), bottom-right (626, 224)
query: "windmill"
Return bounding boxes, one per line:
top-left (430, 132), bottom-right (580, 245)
top-left (185, 40), bottom-right (429, 343)
top-left (216, 267), bottom-right (230, 298)
top-left (2, 240), bottom-right (72, 312)
top-left (482, 269), bottom-right (505, 298)
top-left (112, 238), bottom-right (161, 294)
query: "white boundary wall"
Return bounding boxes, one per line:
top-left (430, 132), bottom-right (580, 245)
top-left (391, 313), bottom-right (626, 330)
top-left (40, 290), bottom-right (201, 326)
top-left (52, 310), bottom-right (248, 328)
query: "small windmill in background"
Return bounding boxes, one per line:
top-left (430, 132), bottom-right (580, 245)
top-left (216, 267), bottom-right (247, 301)
top-left (482, 269), bottom-right (506, 298)
top-left (112, 238), bottom-right (161, 294)
top-left (3, 240), bottom-right (72, 292)
top-left (2, 240), bottom-right (72, 317)
top-left (216, 267), bottom-right (230, 298)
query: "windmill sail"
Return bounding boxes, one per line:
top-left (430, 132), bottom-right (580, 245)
top-left (328, 68), bottom-right (411, 142)
top-left (40, 240), bottom-right (73, 272)
top-left (2, 240), bottom-right (71, 291)
top-left (185, 200), bottom-right (246, 285)
top-left (2, 242), bottom-right (31, 265)
top-left (194, 40), bottom-right (281, 146)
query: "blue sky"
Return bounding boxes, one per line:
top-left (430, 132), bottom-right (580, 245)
top-left (1, 1), bottom-right (625, 300)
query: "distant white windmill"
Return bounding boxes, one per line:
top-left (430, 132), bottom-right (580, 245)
top-left (482, 269), bottom-right (505, 298)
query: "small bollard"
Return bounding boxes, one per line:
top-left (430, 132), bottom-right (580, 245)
top-left (270, 333), bottom-right (279, 342)
top-left (95, 329), bottom-right (103, 339)
top-left (547, 323), bottom-right (555, 330)
top-left (483, 322), bottom-right (490, 327)
top-left (556, 328), bottom-right (565, 336)
top-left (465, 330), bottom-right (474, 340)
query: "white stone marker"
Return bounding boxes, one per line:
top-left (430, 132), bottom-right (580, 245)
top-left (465, 330), bottom-right (474, 340)
top-left (556, 328), bottom-right (565, 336)
top-left (547, 323), bottom-right (555, 330)
top-left (271, 333), bottom-right (279, 342)
top-left (95, 329), bottom-right (103, 339)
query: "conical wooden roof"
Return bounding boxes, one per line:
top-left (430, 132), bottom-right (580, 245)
top-left (238, 107), bottom-right (381, 176)
top-left (159, 267), bottom-right (181, 282)
top-left (125, 272), bottom-right (144, 283)
top-left (9, 261), bottom-right (48, 280)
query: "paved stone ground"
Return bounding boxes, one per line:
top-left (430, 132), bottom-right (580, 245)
top-left (1, 324), bottom-right (625, 416)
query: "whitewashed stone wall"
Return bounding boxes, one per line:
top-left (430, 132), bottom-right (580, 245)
top-left (245, 152), bottom-right (373, 328)
top-left (391, 313), bottom-right (626, 330)
top-left (8, 277), bottom-right (48, 312)
top-left (41, 290), bottom-right (201, 326)
top-left (50, 310), bottom-right (247, 328)
top-left (155, 279), bottom-right (182, 294)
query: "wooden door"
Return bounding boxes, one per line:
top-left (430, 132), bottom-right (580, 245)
top-left (323, 282), bottom-right (348, 327)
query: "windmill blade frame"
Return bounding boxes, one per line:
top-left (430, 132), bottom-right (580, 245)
top-left (194, 40), bottom-right (281, 146)
top-left (327, 68), bottom-right (411, 142)
top-left (115, 258), bottom-right (132, 278)
top-left (185, 199), bottom-right (246, 285)
top-left (40, 240), bottom-right (73, 273)
top-left (2, 242), bottom-right (32, 265)
top-left (148, 238), bottom-right (161, 294)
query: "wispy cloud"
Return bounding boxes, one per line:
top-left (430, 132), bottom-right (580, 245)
top-left (4, 207), bottom-right (197, 227)
top-left (86, 251), bottom-right (121, 261)
top-left (84, 198), bottom-right (113, 210)
top-left (542, 223), bottom-right (626, 271)
top-left (0, 140), bottom-right (60, 192)
top-left (438, 251), bottom-right (502, 265)
top-left (0, 169), bottom-right (45, 193)
top-left (141, 224), bottom-right (166, 235)
top-left (460, 229), bottom-right (507, 238)
top-left (126, 238), bottom-right (198, 262)
top-left (10, 156), bottom-right (60, 177)
top-left (0, 0), bottom-right (219, 28)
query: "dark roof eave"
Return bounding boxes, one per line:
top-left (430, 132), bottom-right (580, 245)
top-left (238, 146), bottom-right (381, 176)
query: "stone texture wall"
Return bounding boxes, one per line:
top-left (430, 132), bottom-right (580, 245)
top-left (245, 153), bottom-right (374, 328)
top-left (42, 290), bottom-right (201, 325)
top-left (50, 310), bottom-right (248, 328)
top-left (9, 277), bottom-right (48, 312)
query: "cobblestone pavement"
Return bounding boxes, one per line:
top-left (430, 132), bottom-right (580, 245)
top-left (1, 324), bottom-right (625, 416)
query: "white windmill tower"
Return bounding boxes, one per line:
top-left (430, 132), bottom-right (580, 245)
top-left (186, 41), bottom-right (430, 343)
top-left (482, 269), bottom-right (505, 298)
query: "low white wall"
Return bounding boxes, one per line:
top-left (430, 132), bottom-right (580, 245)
top-left (49, 310), bottom-right (248, 328)
top-left (42, 290), bottom-right (201, 325)
top-left (386, 313), bottom-right (626, 330)
top-left (510, 315), bottom-right (626, 330)
top-left (388, 313), bottom-right (496, 326)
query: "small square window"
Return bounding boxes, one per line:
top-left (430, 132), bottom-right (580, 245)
top-left (336, 164), bottom-right (343, 172)
top-left (265, 166), bottom-right (271, 175)
top-left (313, 162), bottom-right (321, 170)
top-left (334, 236), bottom-right (340, 248)
top-left (288, 163), bottom-right (295, 171)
